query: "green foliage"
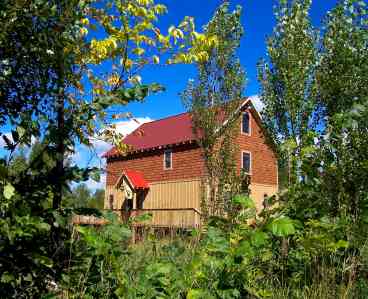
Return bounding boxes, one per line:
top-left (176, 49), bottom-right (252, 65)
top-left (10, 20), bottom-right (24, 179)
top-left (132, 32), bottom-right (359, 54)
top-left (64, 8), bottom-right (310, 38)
top-left (258, 0), bottom-right (319, 185)
top-left (63, 184), bottom-right (104, 210)
top-left (1, 0), bottom-right (368, 297)
top-left (0, 0), bottom-right (212, 296)
top-left (267, 216), bottom-right (296, 237)
top-left (182, 2), bottom-right (246, 218)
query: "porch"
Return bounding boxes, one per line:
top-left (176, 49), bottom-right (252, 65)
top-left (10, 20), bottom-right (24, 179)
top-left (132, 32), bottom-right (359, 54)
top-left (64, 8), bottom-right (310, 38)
top-left (129, 207), bottom-right (201, 228)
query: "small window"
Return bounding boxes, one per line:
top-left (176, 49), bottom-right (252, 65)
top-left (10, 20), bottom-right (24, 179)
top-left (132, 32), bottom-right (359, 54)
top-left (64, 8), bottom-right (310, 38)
top-left (109, 194), bottom-right (114, 210)
top-left (241, 112), bottom-right (250, 135)
top-left (242, 152), bottom-right (251, 173)
top-left (164, 149), bottom-right (172, 169)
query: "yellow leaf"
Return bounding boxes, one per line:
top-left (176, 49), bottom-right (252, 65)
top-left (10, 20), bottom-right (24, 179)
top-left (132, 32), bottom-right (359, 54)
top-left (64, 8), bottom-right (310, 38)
top-left (152, 55), bottom-right (159, 64)
top-left (81, 18), bottom-right (89, 26)
top-left (121, 58), bottom-right (133, 70)
top-left (108, 74), bottom-right (120, 86)
top-left (129, 75), bottom-right (142, 84)
top-left (80, 27), bottom-right (88, 36)
top-left (168, 25), bottom-right (175, 36)
top-left (133, 47), bottom-right (145, 56)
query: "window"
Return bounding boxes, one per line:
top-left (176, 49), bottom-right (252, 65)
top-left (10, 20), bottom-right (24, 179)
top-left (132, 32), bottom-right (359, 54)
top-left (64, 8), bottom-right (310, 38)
top-left (164, 149), bottom-right (172, 169)
top-left (241, 111), bottom-right (250, 135)
top-left (242, 151), bottom-right (251, 173)
top-left (109, 194), bottom-right (114, 210)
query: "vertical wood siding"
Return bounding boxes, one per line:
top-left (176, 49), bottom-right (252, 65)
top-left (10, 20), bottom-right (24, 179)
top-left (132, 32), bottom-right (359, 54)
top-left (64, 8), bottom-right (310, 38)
top-left (250, 183), bottom-right (278, 212)
top-left (104, 179), bottom-right (202, 227)
top-left (143, 179), bottom-right (201, 210)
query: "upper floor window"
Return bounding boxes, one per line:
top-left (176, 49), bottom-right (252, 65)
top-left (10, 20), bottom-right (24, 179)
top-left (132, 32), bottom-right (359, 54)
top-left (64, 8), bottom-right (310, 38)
top-left (242, 151), bottom-right (251, 174)
top-left (164, 149), bottom-right (172, 170)
top-left (241, 111), bottom-right (250, 135)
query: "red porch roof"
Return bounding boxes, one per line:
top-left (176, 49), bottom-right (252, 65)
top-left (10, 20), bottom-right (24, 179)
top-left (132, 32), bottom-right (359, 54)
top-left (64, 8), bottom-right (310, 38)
top-left (124, 170), bottom-right (149, 189)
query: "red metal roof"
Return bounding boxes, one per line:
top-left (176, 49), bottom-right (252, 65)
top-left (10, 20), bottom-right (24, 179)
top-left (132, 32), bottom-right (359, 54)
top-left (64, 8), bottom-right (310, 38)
top-left (104, 112), bottom-right (195, 158)
top-left (124, 170), bottom-right (149, 189)
top-left (103, 98), bottom-right (258, 158)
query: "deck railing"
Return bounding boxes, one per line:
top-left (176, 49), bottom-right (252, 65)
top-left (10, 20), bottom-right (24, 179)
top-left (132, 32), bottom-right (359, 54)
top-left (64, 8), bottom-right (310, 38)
top-left (72, 214), bottom-right (108, 225)
top-left (130, 208), bottom-right (201, 228)
top-left (72, 208), bottom-right (202, 228)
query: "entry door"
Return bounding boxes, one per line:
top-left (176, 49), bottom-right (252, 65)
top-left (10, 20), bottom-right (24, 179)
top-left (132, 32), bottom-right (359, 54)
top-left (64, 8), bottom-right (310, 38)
top-left (122, 197), bottom-right (133, 222)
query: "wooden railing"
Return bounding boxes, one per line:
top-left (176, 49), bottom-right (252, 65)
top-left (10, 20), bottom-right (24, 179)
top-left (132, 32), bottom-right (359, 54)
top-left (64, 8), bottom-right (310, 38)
top-left (72, 214), bottom-right (107, 225)
top-left (72, 208), bottom-right (202, 228)
top-left (130, 208), bottom-right (201, 228)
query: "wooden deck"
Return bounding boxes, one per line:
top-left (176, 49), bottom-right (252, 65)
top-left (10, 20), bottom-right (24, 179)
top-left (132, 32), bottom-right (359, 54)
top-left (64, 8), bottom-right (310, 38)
top-left (72, 208), bottom-right (201, 228)
top-left (130, 208), bottom-right (201, 228)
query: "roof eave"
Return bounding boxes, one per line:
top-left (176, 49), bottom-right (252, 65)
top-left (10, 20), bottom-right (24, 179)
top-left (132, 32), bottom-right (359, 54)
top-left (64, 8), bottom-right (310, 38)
top-left (105, 139), bottom-right (197, 160)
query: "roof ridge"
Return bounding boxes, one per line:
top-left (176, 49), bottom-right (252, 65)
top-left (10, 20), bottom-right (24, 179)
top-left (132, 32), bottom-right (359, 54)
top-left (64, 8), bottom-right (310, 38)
top-left (140, 111), bottom-right (190, 126)
top-left (123, 111), bottom-right (190, 140)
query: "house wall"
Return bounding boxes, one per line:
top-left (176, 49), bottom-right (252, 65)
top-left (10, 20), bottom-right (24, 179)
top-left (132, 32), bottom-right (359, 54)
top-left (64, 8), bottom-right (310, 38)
top-left (106, 143), bottom-right (204, 186)
top-left (235, 109), bottom-right (279, 209)
top-left (104, 108), bottom-right (278, 221)
top-left (236, 109), bottom-right (278, 185)
top-left (144, 178), bottom-right (201, 210)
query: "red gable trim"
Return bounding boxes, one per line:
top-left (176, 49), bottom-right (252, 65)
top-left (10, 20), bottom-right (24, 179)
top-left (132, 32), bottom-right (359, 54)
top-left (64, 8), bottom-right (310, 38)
top-left (124, 170), bottom-right (149, 189)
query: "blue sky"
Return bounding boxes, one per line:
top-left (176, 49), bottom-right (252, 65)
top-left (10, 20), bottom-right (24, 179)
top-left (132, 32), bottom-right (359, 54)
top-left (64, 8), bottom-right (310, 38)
top-left (121, 0), bottom-right (339, 120)
top-left (1, 0), bottom-right (339, 190)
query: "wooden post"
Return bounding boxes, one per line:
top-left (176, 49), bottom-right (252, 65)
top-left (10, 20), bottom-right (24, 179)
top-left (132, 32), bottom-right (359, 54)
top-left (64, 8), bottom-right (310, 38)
top-left (131, 192), bottom-right (137, 244)
top-left (133, 192), bottom-right (137, 210)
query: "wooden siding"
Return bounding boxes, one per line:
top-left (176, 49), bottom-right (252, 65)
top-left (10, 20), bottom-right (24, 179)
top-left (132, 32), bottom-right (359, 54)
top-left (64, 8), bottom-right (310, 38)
top-left (250, 183), bottom-right (278, 212)
top-left (236, 109), bottom-right (278, 185)
top-left (105, 184), bottom-right (124, 210)
top-left (143, 179), bottom-right (201, 210)
top-left (104, 179), bottom-right (202, 227)
top-left (131, 208), bottom-right (201, 227)
top-left (106, 144), bottom-right (204, 186)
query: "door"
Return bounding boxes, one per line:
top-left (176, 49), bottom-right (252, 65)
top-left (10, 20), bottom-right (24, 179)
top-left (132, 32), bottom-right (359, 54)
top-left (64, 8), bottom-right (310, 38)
top-left (121, 196), bottom-right (133, 223)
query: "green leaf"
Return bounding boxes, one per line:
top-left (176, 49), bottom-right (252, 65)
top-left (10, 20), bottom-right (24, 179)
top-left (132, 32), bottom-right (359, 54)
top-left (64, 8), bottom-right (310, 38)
top-left (187, 289), bottom-right (211, 299)
top-left (91, 170), bottom-right (101, 182)
top-left (267, 217), bottom-right (296, 237)
top-left (1, 272), bottom-right (14, 283)
top-left (3, 183), bottom-right (15, 200)
top-left (232, 195), bottom-right (255, 209)
top-left (251, 231), bottom-right (268, 247)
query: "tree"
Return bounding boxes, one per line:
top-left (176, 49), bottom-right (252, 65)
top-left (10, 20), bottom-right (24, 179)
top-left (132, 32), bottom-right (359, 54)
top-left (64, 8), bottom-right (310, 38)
top-left (90, 189), bottom-right (105, 210)
top-left (182, 2), bottom-right (246, 218)
top-left (313, 0), bottom-right (368, 225)
top-left (316, 0), bottom-right (368, 118)
top-left (0, 0), bottom-right (213, 295)
top-left (257, 0), bottom-right (319, 185)
top-left (63, 185), bottom-right (104, 210)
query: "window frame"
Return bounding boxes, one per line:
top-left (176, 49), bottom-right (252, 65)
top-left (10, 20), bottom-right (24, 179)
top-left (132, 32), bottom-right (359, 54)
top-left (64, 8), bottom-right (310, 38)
top-left (241, 111), bottom-right (251, 136)
top-left (163, 149), bottom-right (172, 170)
top-left (241, 151), bottom-right (252, 174)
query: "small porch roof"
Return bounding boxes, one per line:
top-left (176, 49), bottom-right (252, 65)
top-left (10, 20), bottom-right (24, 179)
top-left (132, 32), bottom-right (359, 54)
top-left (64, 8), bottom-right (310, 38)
top-left (115, 170), bottom-right (149, 190)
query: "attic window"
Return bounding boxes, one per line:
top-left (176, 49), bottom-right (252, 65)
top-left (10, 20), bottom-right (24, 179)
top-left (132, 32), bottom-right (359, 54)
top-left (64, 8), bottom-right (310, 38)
top-left (242, 151), bottom-right (251, 174)
top-left (241, 111), bottom-right (250, 135)
top-left (164, 149), bottom-right (172, 170)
